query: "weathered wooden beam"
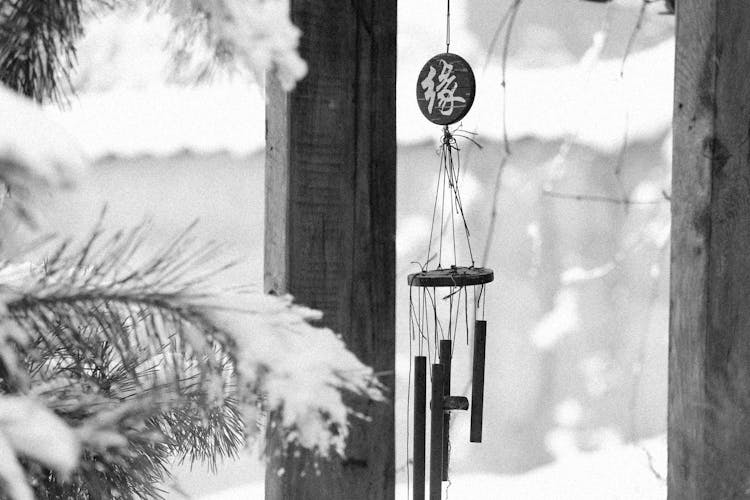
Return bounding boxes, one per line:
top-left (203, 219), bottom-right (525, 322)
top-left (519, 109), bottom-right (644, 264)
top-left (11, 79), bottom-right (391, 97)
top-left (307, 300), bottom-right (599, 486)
top-left (669, 1), bottom-right (750, 498)
top-left (264, 0), bottom-right (396, 498)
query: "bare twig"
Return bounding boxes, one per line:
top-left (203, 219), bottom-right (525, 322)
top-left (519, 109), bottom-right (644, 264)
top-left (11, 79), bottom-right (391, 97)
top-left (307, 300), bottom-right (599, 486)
top-left (500, 0), bottom-right (523, 156)
top-left (620, 0), bottom-right (656, 78)
top-left (541, 189), bottom-right (669, 205)
top-left (478, 1), bottom-right (523, 267)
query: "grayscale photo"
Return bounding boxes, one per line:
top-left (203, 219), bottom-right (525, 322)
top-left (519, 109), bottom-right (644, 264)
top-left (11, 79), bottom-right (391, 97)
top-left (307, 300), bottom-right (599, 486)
top-left (0, 0), bottom-right (738, 499)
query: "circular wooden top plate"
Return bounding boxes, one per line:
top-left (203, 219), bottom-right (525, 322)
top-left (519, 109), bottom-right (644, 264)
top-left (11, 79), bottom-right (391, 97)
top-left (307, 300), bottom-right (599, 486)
top-left (407, 266), bottom-right (493, 287)
top-left (416, 53), bottom-right (476, 125)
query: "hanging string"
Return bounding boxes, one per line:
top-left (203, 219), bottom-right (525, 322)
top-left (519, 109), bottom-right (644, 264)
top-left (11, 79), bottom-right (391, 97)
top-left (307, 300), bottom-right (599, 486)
top-left (440, 127), bottom-right (476, 267)
top-left (439, 146), bottom-right (447, 267)
top-left (448, 138), bottom-right (458, 267)
top-left (448, 287), bottom-right (453, 341)
top-left (433, 286), bottom-right (439, 359)
top-left (445, 0), bottom-right (451, 53)
top-left (427, 144), bottom-right (444, 268)
top-left (464, 287), bottom-right (470, 345)
top-left (482, 283), bottom-right (487, 320)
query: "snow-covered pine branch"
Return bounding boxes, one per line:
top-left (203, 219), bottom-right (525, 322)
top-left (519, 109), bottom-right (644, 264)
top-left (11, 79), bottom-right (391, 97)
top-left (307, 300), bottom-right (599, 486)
top-left (0, 224), bottom-right (381, 498)
top-left (164, 0), bottom-right (307, 90)
top-left (0, 83), bottom-right (87, 221)
top-left (0, 0), bottom-right (307, 106)
top-left (0, 396), bottom-right (79, 500)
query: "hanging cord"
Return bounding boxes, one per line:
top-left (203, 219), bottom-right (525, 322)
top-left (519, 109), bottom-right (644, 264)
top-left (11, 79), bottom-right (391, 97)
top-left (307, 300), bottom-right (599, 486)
top-left (442, 127), bottom-right (476, 266)
top-left (427, 143), bottom-right (445, 269)
top-left (445, 0), bottom-right (451, 53)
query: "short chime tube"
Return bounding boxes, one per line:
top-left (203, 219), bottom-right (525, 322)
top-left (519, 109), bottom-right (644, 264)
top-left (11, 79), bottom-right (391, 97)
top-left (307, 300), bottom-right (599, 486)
top-left (470, 320), bottom-right (487, 443)
top-left (414, 356), bottom-right (427, 500)
top-left (439, 340), bottom-right (452, 480)
top-left (430, 363), bottom-right (444, 500)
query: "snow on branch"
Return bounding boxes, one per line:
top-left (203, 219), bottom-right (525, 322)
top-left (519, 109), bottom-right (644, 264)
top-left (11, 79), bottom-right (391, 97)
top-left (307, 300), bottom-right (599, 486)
top-left (164, 0), bottom-right (307, 90)
top-left (0, 396), bottom-right (79, 500)
top-left (0, 84), bottom-right (87, 190)
top-left (0, 223), bottom-right (380, 477)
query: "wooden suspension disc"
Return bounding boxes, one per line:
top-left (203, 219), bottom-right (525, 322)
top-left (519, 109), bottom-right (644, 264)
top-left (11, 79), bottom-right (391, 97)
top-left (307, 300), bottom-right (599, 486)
top-left (407, 266), bottom-right (493, 288)
top-left (416, 53), bottom-right (476, 125)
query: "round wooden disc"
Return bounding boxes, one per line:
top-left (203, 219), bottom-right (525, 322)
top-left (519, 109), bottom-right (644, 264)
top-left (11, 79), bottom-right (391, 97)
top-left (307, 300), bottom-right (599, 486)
top-left (407, 266), bottom-right (493, 288)
top-left (416, 53), bottom-right (476, 125)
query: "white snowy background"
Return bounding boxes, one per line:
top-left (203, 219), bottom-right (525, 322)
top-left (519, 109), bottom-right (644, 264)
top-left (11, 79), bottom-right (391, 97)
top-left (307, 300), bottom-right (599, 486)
top-left (2, 0), bottom-right (674, 498)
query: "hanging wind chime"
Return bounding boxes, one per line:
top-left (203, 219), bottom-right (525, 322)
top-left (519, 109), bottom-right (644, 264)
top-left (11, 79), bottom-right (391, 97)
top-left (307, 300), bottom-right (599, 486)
top-left (409, 2), bottom-right (493, 499)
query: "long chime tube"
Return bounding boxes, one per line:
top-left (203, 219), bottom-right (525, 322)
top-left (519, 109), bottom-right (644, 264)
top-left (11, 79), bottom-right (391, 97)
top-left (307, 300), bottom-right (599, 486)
top-left (439, 340), bottom-right (452, 481)
top-left (414, 356), bottom-right (427, 500)
top-left (430, 364), bottom-right (444, 500)
top-left (470, 320), bottom-right (487, 442)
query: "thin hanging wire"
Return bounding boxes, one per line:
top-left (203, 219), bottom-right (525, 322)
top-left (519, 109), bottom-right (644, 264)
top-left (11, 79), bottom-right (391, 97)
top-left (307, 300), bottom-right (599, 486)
top-left (446, 0), bottom-right (451, 53)
top-left (441, 128), bottom-right (476, 266)
top-left (464, 287), bottom-right (470, 345)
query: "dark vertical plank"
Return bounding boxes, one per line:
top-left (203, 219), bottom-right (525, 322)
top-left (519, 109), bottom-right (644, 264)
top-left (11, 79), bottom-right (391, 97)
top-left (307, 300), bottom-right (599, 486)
top-left (264, 1), bottom-right (396, 499)
top-left (470, 320), bottom-right (486, 443)
top-left (429, 364), bottom-right (443, 500)
top-left (438, 340), bottom-right (451, 480)
top-left (670, 1), bottom-right (750, 498)
top-left (414, 356), bottom-right (427, 500)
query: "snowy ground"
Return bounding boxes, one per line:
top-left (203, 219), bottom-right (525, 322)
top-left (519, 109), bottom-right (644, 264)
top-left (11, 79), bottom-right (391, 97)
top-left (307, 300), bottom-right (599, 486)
top-left (199, 436), bottom-right (666, 500)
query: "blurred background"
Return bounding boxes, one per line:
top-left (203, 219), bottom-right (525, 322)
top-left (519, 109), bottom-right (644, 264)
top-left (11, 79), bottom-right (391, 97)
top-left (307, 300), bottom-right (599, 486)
top-left (3, 0), bottom-right (674, 497)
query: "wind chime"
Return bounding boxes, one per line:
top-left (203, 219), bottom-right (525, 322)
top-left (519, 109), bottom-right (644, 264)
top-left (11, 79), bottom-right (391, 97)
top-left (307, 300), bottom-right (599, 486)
top-left (409, 2), bottom-right (493, 499)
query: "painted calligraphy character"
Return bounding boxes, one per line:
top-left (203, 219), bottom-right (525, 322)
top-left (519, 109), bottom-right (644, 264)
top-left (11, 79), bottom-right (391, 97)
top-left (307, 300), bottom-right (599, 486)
top-left (420, 59), bottom-right (466, 117)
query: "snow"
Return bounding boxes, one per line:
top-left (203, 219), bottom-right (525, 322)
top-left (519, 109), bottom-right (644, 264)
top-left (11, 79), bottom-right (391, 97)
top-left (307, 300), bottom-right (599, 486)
top-left (199, 435), bottom-right (666, 500)
top-left (530, 287), bottom-right (579, 349)
top-left (165, 0), bottom-right (307, 91)
top-left (0, 397), bottom-right (80, 500)
top-left (48, 83), bottom-right (265, 160)
top-left (47, 1), bottom-right (674, 160)
top-left (0, 84), bottom-right (87, 188)
top-left (201, 292), bottom-right (380, 455)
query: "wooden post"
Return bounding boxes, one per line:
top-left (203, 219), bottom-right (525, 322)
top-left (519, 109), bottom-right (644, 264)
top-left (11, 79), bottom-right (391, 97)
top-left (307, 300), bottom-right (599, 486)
top-left (264, 1), bottom-right (396, 499)
top-left (670, 2), bottom-right (750, 498)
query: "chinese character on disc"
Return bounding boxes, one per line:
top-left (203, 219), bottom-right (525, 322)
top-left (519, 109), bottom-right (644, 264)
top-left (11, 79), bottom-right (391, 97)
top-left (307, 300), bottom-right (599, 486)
top-left (416, 53), bottom-right (476, 125)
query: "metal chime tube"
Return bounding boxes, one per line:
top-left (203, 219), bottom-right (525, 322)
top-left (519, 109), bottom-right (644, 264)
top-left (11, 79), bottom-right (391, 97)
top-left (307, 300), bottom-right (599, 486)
top-left (470, 320), bottom-right (487, 442)
top-left (430, 363), bottom-right (444, 500)
top-left (438, 340), bottom-right (452, 480)
top-left (414, 356), bottom-right (427, 500)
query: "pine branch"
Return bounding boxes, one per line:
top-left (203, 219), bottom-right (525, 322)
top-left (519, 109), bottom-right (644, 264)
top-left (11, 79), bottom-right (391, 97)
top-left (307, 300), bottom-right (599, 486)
top-left (0, 222), bottom-right (381, 498)
top-left (0, 224), bottom-right (247, 498)
top-left (0, 0), bottom-right (84, 103)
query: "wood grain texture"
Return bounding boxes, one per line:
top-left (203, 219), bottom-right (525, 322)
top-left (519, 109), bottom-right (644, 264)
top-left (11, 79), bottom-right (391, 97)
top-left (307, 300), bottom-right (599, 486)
top-left (670, 1), bottom-right (750, 498)
top-left (264, 0), bottom-right (396, 499)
